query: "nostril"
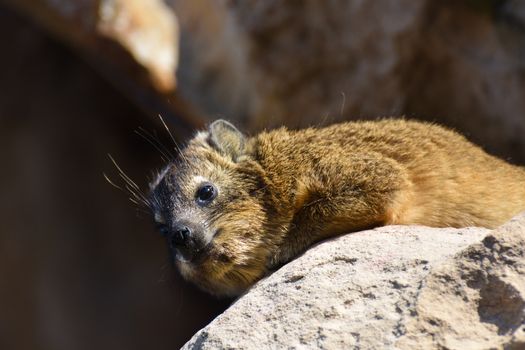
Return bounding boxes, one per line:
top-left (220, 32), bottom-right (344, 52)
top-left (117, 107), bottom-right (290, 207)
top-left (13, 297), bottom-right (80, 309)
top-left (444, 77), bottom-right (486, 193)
top-left (172, 225), bottom-right (191, 246)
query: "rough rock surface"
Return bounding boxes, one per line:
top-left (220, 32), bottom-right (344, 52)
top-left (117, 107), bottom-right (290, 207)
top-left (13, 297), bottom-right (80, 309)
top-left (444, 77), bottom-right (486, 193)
top-left (398, 213), bottom-right (525, 349)
top-left (183, 213), bottom-right (525, 349)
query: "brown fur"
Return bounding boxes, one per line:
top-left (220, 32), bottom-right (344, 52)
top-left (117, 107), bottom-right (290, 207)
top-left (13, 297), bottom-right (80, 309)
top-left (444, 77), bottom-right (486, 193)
top-left (149, 119), bottom-right (525, 296)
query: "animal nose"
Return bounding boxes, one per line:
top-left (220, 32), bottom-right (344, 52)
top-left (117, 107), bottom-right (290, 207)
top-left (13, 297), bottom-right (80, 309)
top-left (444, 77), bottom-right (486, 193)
top-left (168, 221), bottom-right (206, 263)
top-left (171, 224), bottom-right (191, 247)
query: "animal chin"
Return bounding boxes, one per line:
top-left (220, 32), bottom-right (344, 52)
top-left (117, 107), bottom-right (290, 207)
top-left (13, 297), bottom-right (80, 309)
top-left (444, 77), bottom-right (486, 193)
top-left (174, 243), bottom-right (213, 266)
top-left (174, 250), bottom-right (193, 263)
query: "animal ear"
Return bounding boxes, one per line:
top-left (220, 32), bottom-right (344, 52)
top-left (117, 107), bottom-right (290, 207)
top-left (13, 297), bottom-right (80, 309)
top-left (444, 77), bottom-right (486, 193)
top-left (207, 119), bottom-right (245, 161)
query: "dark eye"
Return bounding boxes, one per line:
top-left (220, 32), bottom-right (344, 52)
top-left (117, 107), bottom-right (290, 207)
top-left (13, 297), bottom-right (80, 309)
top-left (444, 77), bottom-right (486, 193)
top-left (196, 183), bottom-right (217, 205)
top-left (156, 223), bottom-right (170, 237)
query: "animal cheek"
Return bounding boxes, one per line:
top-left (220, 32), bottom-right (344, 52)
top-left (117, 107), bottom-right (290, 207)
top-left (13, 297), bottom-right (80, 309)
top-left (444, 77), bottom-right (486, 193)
top-left (216, 251), bottom-right (233, 264)
top-left (212, 239), bottom-right (246, 264)
top-left (233, 219), bottom-right (254, 230)
top-left (201, 241), bottom-right (234, 268)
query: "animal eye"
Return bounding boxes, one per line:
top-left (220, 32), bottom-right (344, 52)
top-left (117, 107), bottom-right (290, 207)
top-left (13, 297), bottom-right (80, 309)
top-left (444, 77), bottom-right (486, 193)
top-left (196, 183), bottom-right (217, 205)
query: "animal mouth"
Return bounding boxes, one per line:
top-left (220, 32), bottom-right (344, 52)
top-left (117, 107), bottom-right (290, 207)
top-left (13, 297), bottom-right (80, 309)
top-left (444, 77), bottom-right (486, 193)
top-left (174, 241), bottom-right (212, 265)
top-left (174, 228), bottom-right (222, 265)
top-left (174, 250), bottom-right (194, 263)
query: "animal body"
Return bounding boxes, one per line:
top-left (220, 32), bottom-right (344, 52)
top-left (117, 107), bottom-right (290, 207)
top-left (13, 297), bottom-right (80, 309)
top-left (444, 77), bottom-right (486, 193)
top-left (149, 119), bottom-right (525, 296)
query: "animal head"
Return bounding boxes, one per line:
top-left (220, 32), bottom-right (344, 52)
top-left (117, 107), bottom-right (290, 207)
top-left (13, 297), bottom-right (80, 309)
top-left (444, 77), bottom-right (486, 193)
top-left (149, 120), bottom-right (276, 296)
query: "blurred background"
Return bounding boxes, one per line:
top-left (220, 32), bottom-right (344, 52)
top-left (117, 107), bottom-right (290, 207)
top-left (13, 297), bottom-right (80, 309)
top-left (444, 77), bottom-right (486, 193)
top-left (0, 0), bottom-right (524, 349)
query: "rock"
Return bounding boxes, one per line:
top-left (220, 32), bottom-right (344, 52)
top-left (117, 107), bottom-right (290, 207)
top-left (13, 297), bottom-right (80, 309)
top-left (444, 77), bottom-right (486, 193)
top-left (1, 0), bottom-right (206, 134)
top-left (97, 0), bottom-right (179, 91)
top-left (171, 0), bottom-right (426, 129)
top-left (6, 0), bottom-right (525, 161)
top-left (4, 0), bottom-right (179, 92)
top-left (397, 213), bottom-right (525, 349)
top-left (403, 0), bottom-right (525, 165)
top-left (183, 213), bottom-right (525, 349)
top-left (171, 0), bottom-right (525, 163)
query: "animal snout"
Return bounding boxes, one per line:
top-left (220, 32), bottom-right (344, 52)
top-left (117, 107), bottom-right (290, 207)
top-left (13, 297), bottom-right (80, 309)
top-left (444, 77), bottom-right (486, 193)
top-left (168, 221), bottom-right (205, 262)
top-left (171, 223), bottom-right (192, 246)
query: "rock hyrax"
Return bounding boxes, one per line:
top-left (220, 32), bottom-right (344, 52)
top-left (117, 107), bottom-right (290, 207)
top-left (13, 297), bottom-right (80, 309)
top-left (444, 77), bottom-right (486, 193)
top-left (149, 119), bottom-right (525, 296)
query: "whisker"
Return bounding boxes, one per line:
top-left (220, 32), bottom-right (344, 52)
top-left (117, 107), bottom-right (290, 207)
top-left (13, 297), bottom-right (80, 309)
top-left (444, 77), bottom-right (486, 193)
top-left (117, 171), bottom-right (139, 190)
top-left (128, 197), bottom-right (140, 205)
top-left (137, 126), bottom-right (174, 160)
top-left (108, 154), bottom-right (141, 191)
top-left (103, 172), bottom-right (124, 191)
top-left (158, 114), bottom-right (177, 149)
top-left (135, 129), bottom-right (171, 163)
top-left (123, 183), bottom-right (151, 208)
top-left (157, 114), bottom-right (191, 166)
top-left (105, 175), bottom-right (149, 213)
top-left (105, 154), bottom-right (153, 212)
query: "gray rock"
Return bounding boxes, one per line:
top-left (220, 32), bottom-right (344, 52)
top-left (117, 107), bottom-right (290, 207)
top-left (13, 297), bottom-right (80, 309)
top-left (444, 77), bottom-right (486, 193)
top-left (183, 219), bottom-right (520, 349)
top-left (184, 213), bottom-right (525, 349)
top-left (398, 213), bottom-right (525, 349)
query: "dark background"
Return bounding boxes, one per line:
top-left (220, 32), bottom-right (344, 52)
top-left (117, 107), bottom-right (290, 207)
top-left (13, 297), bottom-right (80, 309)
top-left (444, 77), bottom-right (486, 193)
top-left (0, 7), bottom-right (229, 350)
